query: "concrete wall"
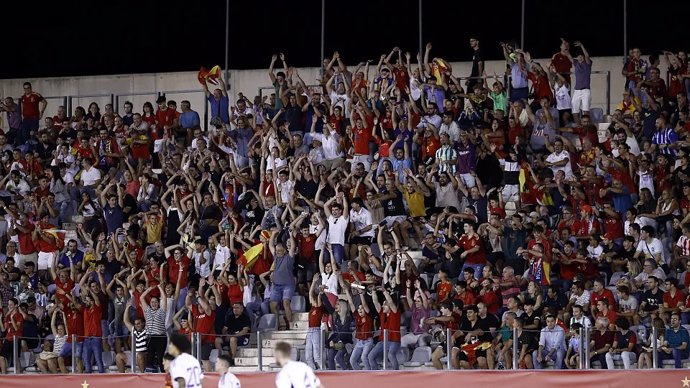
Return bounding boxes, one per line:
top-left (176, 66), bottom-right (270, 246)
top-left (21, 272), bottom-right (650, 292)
top-left (0, 55), bottom-right (651, 118)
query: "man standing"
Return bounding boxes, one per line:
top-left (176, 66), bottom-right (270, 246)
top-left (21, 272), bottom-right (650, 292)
top-left (568, 41), bottom-right (592, 123)
top-left (203, 69), bottom-right (230, 125)
top-left (268, 231), bottom-right (296, 330)
top-left (324, 193), bottom-right (349, 266)
top-left (468, 37), bottom-right (484, 91)
top-left (274, 341), bottom-right (322, 388)
top-left (533, 315), bottom-right (566, 369)
top-left (141, 284), bottom-right (168, 372)
top-left (18, 82), bottom-right (46, 148)
top-left (81, 286), bottom-right (105, 374)
top-left (168, 333), bottom-right (204, 388)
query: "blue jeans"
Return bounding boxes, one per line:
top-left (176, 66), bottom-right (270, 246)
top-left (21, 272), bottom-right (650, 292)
top-left (305, 328), bottom-right (322, 369)
top-left (659, 348), bottom-right (690, 368)
top-left (532, 348), bottom-right (565, 369)
top-left (367, 340), bottom-right (401, 370)
top-left (327, 347), bottom-right (348, 370)
top-left (350, 338), bottom-right (374, 370)
top-left (324, 244), bottom-right (345, 267)
top-left (82, 336), bottom-right (104, 373)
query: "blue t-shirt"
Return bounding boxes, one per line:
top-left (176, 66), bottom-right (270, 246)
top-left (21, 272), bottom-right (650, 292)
top-left (207, 95), bottom-right (230, 124)
top-left (665, 327), bottom-right (690, 348)
top-left (574, 60), bottom-right (592, 90)
top-left (180, 110), bottom-right (201, 129)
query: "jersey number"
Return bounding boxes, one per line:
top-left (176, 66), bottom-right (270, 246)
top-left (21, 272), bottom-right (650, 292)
top-left (186, 366), bottom-right (202, 388)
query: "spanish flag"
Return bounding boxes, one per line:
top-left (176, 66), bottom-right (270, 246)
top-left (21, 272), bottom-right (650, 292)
top-left (198, 65), bottom-right (221, 85)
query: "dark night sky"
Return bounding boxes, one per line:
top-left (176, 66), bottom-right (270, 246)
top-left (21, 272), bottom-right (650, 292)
top-left (2, 0), bottom-right (689, 79)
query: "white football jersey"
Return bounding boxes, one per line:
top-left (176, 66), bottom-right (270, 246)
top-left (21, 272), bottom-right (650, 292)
top-left (219, 372), bottom-right (241, 388)
top-left (170, 353), bottom-right (204, 388)
top-left (275, 361), bottom-right (321, 388)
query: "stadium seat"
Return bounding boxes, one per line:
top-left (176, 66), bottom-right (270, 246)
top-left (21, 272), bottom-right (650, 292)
top-left (291, 295), bottom-right (306, 313)
top-left (257, 314), bottom-right (278, 332)
top-left (209, 349), bottom-right (219, 364)
top-left (102, 350), bottom-right (114, 367)
top-left (396, 347), bottom-right (410, 365)
top-left (403, 346), bottom-right (431, 367)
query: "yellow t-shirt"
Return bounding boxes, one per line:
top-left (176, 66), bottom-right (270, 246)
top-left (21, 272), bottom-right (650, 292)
top-left (404, 190), bottom-right (426, 218)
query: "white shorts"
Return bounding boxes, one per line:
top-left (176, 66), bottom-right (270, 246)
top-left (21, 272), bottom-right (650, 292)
top-left (37, 251), bottom-right (55, 271)
top-left (459, 173), bottom-right (476, 188)
top-left (571, 89), bottom-right (591, 114)
top-left (351, 154), bottom-right (372, 172)
top-left (382, 216), bottom-right (407, 228)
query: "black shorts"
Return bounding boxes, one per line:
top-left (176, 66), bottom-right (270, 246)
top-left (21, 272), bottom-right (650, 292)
top-left (0, 340), bottom-right (17, 360)
top-left (200, 343), bottom-right (212, 361)
top-left (349, 236), bottom-right (373, 246)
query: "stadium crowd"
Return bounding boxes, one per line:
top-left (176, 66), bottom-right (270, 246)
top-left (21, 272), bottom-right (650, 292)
top-left (1, 36), bottom-right (690, 374)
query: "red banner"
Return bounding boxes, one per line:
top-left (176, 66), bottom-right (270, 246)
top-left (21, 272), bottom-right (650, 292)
top-left (3, 370), bottom-right (690, 388)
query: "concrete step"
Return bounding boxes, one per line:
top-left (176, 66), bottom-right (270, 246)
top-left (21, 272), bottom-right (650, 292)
top-left (262, 338), bottom-right (306, 348)
top-left (235, 356), bottom-right (276, 366)
top-left (277, 312), bottom-right (309, 322)
top-left (238, 347), bottom-right (274, 357)
top-left (263, 330), bottom-right (309, 340)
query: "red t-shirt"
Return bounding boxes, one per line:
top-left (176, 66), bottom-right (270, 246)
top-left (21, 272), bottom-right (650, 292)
top-left (379, 310), bottom-right (401, 342)
top-left (20, 92), bottom-right (44, 119)
top-left (55, 278), bottom-right (75, 305)
top-left (155, 108), bottom-right (177, 129)
top-left (455, 290), bottom-right (477, 307)
top-left (664, 290), bottom-right (686, 309)
top-left (4, 310), bottom-right (23, 340)
top-left (436, 281), bottom-right (452, 303)
top-left (192, 304), bottom-right (216, 343)
top-left (35, 222), bottom-right (59, 252)
top-left (65, 307), bottom-right (84, 342)
top-left (597, 309), bottom-right (618, 326)
top-left (226, 284), bottom-right (243, 305)
top-left (308, 305), bottom-right (325, 328)
top-left (458, 234), bottom-right (486, 265)
top-left (590, 289), bottom-right (616, 310)
top-left (557, 252), bottom-right (578, 281)
top-left (355, 313), bottom-right (373, 340)
top-left (17, 224), bottom-right (36, 255)
top-left (353, 126), bottom-right (372, 155)
top-left (478, 290), bottom-right (501, 315)
top-left (83, 304), bottom-right (103, 337)
top-left (603, 216), bottom-right (624, 240)
top-left (296, 233), bottom-right (316, 262)
top-left (552, 53), bottom-right (573, 83)
top-left (167, 256), bottom-right (190, 289)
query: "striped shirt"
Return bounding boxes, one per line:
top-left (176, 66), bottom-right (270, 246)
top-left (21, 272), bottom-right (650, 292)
top-left (134, 328), bottom-right (148, 353)
top-left (652, 127), bottom-right (678, 156)
top-left (435, 145), bottom-right (457, 175)
top-left (144, 306), bottom-right (167, 335)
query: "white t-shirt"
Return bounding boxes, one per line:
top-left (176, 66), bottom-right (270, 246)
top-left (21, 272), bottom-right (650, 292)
top-left (349, 207), bottom-right (374, 238)
top-left (193, 250), bottom-right (211, 278)
top-left (215, 245), bottom-right (231, 270)
top-left (170, 353), bottom-right (204, 388)
top-left (275, 361), bottom-right (321, 388)
top-left (545, 150), bottom-right (573, 180)
top-left (218, 371), bottom-right (241, 388)
top-left (81, 166), bottom-right (102, 186)
top-left (327, 214), bottom-right (348, 245)
top-left (329, 92), bottom-right (350, 112)
top-left (636, 238), bottom-right (666, 264)
top-left (554, 83), bottom-right (572, 110)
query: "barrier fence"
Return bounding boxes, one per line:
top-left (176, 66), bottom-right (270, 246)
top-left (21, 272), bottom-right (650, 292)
top-left (4, 324), bottom-right (673, 375)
